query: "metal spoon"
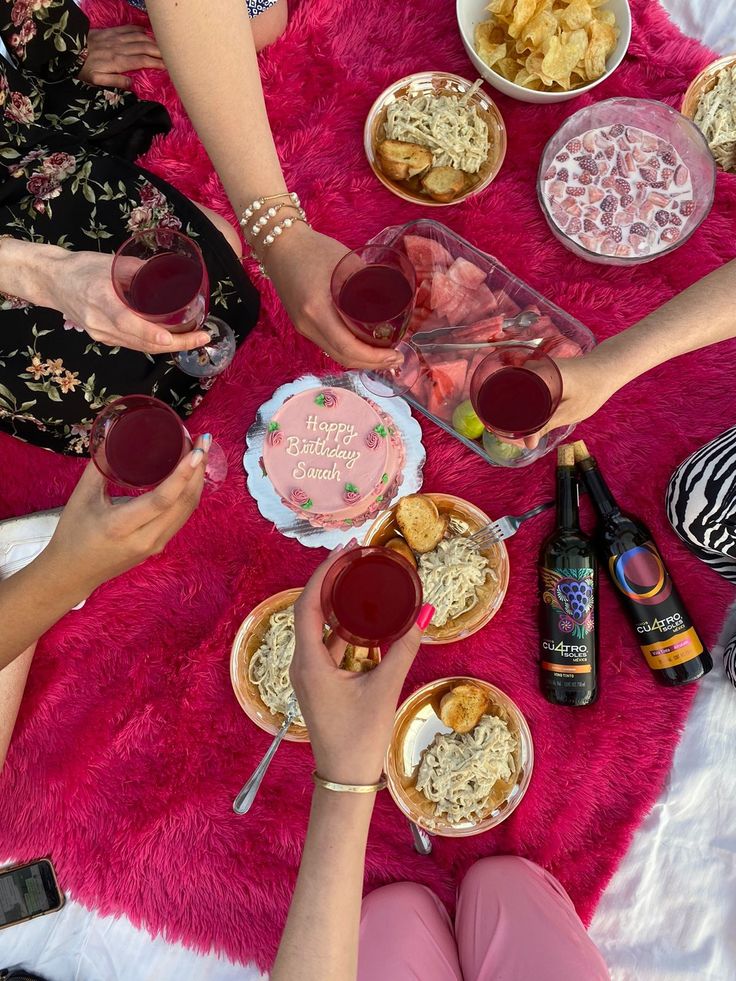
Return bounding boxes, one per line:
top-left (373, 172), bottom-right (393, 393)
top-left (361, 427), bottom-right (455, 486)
top-left (233, 699), bottom-right (299, 815)
top-left (409, 820), bottom-right (433, 855)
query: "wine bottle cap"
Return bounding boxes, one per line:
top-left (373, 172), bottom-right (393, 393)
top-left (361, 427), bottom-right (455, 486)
top-left (557, 445), bottom-right (575, 467)
top-left (572, 440), bottom-right (591, 464)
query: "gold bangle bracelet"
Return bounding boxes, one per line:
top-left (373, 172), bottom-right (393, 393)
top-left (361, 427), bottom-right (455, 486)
top-left (312, 771), bottom-right (387, 794)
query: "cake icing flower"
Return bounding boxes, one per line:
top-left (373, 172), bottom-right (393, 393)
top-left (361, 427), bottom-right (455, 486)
top-left (267, 421), bottom-right (283, 447)
top-left (314, 391), bottom-right (338, 408)
top-left (344, 483), bottom-right (361, 504)
top-left (290, 488), bottom-right (313, 509)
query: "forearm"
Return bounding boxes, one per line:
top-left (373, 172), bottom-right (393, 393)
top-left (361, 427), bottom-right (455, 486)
top-left (0, 645), bottom-right (35, 770)
top-left (0, 551), bottom-right (90, 671)
top-left (590, 259), bottom-right (736, 391)
top-left (145, 0), bottom-right (286, 216)
top-left (0, 238), bottom-right (68, 309)
top-left (272, 789), bottom-right (374, 981)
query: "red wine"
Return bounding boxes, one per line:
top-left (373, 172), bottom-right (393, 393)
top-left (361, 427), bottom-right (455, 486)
top-left (329, 549), bottom-right (421, 644)
top-left (105, 403), bottom-right (186, 488)
top-left (574, 440), bottom-right (712, 686)
top-left (128, 253), bottom-right (202, 316)
top-left (475, 366), bottom-right (553, 437)
top-left (337, 264), bottom-right (414, 345)
top-left (539, 446), bottom-right (598, 706)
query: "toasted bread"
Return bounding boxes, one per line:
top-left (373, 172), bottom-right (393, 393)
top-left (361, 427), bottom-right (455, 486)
top-left (385, 536), bottom-right (418, 569)
top-left (377, 140), bottom-right (433, 181)
top-left (342, 645), bottom-right (380, 673)
top-left (440, 684), bottom-right (488, 734)
top-left (395, 494), bottom-right (446, 554)
top-left (421, 166), bottom-right (466, 203)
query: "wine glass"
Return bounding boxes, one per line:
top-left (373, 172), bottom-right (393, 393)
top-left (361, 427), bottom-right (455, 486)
top-left (469, 344), bottom-right (563, 439)
top-left (331, 245), bottom-right (423, 398)
top-left (320, 546), bottom-right (423, 647)
top-left (90, 395), bottom-right (227, 490)
top-left (112, 228), bottom-right (236, 379)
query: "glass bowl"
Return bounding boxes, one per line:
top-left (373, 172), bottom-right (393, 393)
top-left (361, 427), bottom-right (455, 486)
top-left (362, 493), bottom-right (510, 645)
top-left (681, 54), bottom-right (736, 171)
top-left (537, 97), bottom-right (716, 266)
top-left (385, 677), bottom-right (534, 837)
top-left (230, 588), bottom-right (309, 743)
top-left (364, 71), bottom-right (507, 207)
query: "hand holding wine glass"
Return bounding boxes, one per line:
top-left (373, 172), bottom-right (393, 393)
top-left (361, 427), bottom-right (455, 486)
top-left (264, 225), bottom-right (405, 371)
top-left (53, 251), bottom-right (211, 355)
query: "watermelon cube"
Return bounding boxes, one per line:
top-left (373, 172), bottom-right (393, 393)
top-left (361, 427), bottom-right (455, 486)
top-left (403, 235), bottom-right (453, 277)
top-left (448, 257), bottom-right (487, 289)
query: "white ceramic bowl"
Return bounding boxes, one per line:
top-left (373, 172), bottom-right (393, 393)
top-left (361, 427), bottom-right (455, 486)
top-left (456, 0), bottom-right (632, 104)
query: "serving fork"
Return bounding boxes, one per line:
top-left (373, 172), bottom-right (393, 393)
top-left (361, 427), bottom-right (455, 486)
top-left (469, 500), bottom-right (554, 550)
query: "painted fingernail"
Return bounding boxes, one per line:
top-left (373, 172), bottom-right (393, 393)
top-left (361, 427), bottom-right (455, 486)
top-left (156, 331), bottom-right (173, 346)
top-left (189, 448), bottom-right (205, 468)
top-left (416, 603), bottom-right (435, 632)
top-left (202, 433), bottom-right (212, 449)
top-left (346, 536), bottom-right (358, 548)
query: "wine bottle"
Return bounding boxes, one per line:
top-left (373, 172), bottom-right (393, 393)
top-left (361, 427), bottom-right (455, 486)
top-left (539, 445), bottom-right (599, 706)
top-left (573, 440), bottom-right (712, 686)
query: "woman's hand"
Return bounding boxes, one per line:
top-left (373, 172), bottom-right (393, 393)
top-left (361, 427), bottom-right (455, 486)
top-left (51, 251), bottom-right (211, 354)
top-left (78, 26), bottom-right (164, 90)
top-left (290, 550), bottom-right (433, 785)
top-left (264, 225), bottom-right (404, 371)
top-left (524, 352), bottom-right (618, 449)
top-left (43, 439), bottom-right (209, 598)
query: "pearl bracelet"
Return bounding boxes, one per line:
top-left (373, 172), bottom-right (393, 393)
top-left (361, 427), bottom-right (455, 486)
top-left (248, 202), bottom-right (307, 239)
top-left (239, 191), bottom-right (301, 228)
top-left (259, 214), bottom-right (308, 247)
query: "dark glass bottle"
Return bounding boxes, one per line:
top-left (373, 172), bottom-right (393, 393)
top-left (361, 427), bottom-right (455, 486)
top-left (574, 441), bottom-right (712, 686)
top-left (539, 446), bottom-right (599, 706)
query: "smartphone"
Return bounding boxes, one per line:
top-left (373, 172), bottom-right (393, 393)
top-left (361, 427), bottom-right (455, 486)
top-left (0, 859), bottom-right (64, 930)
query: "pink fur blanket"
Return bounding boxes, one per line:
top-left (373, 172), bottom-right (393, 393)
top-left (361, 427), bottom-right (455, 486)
top-left (2, 0), bottom-right (735, 970)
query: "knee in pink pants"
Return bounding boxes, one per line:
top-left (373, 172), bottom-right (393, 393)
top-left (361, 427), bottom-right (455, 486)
top-left (359, 857), bottom-right (609, 981)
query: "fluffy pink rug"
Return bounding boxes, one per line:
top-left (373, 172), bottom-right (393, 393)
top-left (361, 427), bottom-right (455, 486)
top-left (2, 0), bottom-right (735, 970)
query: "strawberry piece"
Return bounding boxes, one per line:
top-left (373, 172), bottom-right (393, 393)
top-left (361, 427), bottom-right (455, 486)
top-left (629, 222), bottom-right (649, 237)
top-left (600, 195), bottom-right (617, 212)
top-left (601, 212), bottom-right (614, 227)
top-left (608, 123), bottom-right (624, 137)
top-left (566, 139), bottom-right (582, 153)
top-left (655, 210), bottom-right (670, 226)
top-left (680, 200), bottom-right (695, 216)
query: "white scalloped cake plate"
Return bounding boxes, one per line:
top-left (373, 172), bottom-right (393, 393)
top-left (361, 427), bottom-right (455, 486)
top-left (244, 372), bottom-right (426, 549)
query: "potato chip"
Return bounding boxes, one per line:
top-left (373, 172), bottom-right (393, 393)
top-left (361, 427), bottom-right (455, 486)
top-left (561, 0), bottom-right (593, 30)
top-left (595, 9), bottom-right (616, 27)
top-left (522, 9), bottom-right (558, 48)
top-left (542, 28), bottom-right (588, 85)
top-left (488, 0), bottom-right (516, 18)
top-left (584, 19), bottom-right (617, 79)
top-left (508, 0), bottom-right (537, 38)
top-left (495, 56), bottom-right (523, 80)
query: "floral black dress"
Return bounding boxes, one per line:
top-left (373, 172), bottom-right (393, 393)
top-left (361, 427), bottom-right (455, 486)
top-left (0, 0), bottom-right (260, 455)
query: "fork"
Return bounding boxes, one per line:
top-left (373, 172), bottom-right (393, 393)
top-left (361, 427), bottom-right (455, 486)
top-left (233, 697), bottom-right (299, 816)
top-left (469, 500), bottom-right (554, 550)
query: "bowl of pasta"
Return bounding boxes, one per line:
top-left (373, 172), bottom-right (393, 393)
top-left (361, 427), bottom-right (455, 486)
top-left (364, 72), bottom-right (507, 205)
top-left (362, 493), bottom-right (509, 644)
top-left (385, 677), bottom-right (534, 837)
top-left (230, 588), bottom-right (381, 741)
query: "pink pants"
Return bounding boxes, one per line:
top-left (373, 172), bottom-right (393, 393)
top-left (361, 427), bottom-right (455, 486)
top-left (358, 856), bottom-right (609, 981)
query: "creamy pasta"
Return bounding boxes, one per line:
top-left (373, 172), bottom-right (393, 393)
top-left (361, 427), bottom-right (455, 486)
top-left (384, 80), bottom-right (489, 174)
top-left (694, 65), bottom-right (736, 172)
top-left (418, 536), bottom-right (493, 627)
top-left (248, 606), bottom-right (304, 725)
top-left (416, 715), bottom-right (517, 824)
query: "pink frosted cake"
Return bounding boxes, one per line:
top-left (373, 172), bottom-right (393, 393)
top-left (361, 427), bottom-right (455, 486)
top-left (262, 387), bottom-right (405, 530)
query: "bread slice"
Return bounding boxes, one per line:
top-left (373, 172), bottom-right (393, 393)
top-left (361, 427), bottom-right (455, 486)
top-left (342, 645), bottom-right (380, 673)
top-left (395, 494), bottom-right (446, 554)
top-left (440, 684), bottom-right (488, 734)
top-left (377, 140), bottom-right (433, 181)
top-left (385, 536), bottom-right (418, 569)
top-left (421, 166), bottom-right (466, 203)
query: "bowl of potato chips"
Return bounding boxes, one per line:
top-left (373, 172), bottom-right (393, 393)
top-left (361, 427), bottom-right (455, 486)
top-left (457, 0), bottom-right (631, 103)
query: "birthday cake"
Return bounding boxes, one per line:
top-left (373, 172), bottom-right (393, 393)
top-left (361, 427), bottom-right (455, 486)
top-left (262, 386), bottom-right (405, 530)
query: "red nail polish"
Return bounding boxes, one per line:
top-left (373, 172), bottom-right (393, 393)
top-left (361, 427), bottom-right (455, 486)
top-left (416, 603), bottom-right (435, 631)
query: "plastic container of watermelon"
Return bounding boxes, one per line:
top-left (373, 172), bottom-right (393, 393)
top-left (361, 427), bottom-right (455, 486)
top-left (367, 219), bottom-right (597, 468)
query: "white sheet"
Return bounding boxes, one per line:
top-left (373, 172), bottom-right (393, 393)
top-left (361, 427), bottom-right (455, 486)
top-left (2, 3), bottom-right (735, 978)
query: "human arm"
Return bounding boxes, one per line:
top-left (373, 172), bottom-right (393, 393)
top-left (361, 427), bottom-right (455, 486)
top-left (0, 441), bottom-right (208, 672)
top-left (271, 552), bottom-right (432, 981)
top-left (143, 0), bottom-right (402, 372)
top-left (0, 239), bottom-right (210, 354)
top-left (535, 258), bottom-right (736, 441)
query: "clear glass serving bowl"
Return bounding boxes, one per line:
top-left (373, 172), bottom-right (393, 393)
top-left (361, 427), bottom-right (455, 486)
top-left (537, 97), bottom-right (716, 266)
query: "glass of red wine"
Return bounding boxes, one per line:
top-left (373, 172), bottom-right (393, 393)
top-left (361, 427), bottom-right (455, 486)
top-left (321, 545), bottom-right (423, 647)
top-left (112, 229), bottom-right (236, 379)
top-left (90, 394), bottom-right (227, 491)
top-left (469, 343), bottom-right (563, 440)
top-left (331, 245), bottom-right (421, 398)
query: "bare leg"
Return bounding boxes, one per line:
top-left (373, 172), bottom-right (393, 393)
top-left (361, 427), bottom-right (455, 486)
top-left (192, 201), bottom-right (243, 258)
top-left (251, 0), bottom-right (288, 52)
top-left (0, 643), bottom-right (35, 771)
